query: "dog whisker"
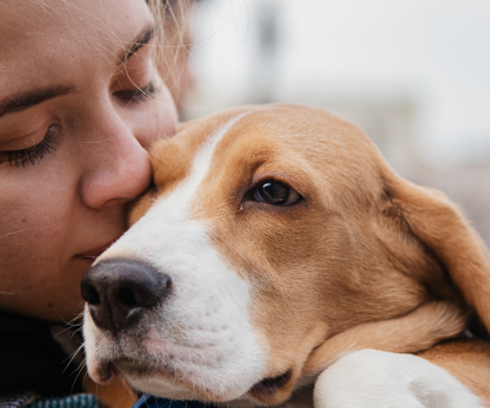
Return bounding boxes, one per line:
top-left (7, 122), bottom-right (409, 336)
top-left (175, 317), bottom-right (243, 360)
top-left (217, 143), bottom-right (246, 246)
top-left (63, 343), bottom-right (86, 375)
top-left (69, 357), bottom-right (88, 394)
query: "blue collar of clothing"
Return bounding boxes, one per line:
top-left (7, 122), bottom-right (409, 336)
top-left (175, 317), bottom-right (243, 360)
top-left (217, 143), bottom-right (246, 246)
top-left (133, 394), bottom-right (218, 408)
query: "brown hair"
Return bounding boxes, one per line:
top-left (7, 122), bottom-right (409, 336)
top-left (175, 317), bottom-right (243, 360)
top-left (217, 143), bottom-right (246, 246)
top-left (147, 0), bottom-right (194, 111)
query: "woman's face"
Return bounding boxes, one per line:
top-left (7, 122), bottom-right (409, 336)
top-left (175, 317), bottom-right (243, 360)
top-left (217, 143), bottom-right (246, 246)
top-left (0, 0), bottom-right (177, 322)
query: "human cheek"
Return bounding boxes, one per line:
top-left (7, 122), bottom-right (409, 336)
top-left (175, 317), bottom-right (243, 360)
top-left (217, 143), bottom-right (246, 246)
top-left (125, 82), bottom-right (178, 149)
top-left (153, 84), bottom-right (178, 140)
top-left (0, 154), bottom-right (91, 319)
top-left (0, 174), bottom-right (71, 279)
top-left (0, 188), bottom-right (64, 320)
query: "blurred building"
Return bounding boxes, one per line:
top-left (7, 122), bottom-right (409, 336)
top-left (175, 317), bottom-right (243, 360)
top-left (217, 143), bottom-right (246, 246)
top-left (183, 0), bottom-right (490, 245)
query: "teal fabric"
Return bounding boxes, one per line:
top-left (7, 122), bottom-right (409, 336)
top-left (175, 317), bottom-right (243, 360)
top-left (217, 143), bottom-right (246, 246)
top-left (0, 393), bottom-right (35, 408)
top-left (27, 395), bottom-right (101, 408)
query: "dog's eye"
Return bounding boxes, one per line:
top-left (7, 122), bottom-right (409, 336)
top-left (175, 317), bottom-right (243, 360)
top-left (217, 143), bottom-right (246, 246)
top-left (253, 180), bottom-right (301, 206)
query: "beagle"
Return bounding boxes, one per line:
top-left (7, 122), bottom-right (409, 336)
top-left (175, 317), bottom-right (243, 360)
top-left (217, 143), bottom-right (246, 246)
top-left (82, 104), bottom-right (490, 407)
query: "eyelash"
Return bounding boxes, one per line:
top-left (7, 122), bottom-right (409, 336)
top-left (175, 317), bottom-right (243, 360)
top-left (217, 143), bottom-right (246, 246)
top-left (0, 125), bottom-right (59, 167)
top-left (114, 81), bottom-right (157, 103)
top-left (0, 82), bottom-right (156, 168)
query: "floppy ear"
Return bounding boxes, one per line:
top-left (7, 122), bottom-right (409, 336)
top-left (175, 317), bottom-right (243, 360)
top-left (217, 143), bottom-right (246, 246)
top-left (303, 300), bottom-right (467, 376)
top-left (384, 170), bottom-right (490, 333)
top-left (303, 167), bottom-right (488, 377)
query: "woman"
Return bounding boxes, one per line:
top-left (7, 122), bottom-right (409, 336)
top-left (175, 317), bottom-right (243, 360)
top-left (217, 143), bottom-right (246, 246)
top-left (0, 0), bottom-right (190, 405)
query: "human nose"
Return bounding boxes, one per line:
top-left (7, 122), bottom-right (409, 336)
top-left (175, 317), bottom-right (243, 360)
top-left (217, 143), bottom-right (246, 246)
top-left (79, 109), bottom-right (152, 209)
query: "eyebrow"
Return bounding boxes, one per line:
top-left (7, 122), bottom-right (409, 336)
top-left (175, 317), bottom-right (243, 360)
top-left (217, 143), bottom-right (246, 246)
top-left (121, 26), bottom-right (154, 64)
top-left (0, 85), bottom-right (77, 119)
top-left (0, 27), bottom-right (154, 120)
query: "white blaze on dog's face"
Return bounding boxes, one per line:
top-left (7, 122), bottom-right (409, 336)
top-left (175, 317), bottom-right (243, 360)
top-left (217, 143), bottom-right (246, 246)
top-left (83, 111), bottom-right (267, 402)
top-left (83, 105), bottom-right (486, 406)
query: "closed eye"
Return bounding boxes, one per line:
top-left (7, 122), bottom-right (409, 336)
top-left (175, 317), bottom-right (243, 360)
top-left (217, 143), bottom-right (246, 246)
top-left (113, 81), bottom-right (157, 104)
top-left (0, 124), bottom-right (59, 167)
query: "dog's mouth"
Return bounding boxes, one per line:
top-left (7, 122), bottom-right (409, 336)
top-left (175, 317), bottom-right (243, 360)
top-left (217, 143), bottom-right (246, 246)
top-left (101, 357), bottom-right (293, 403)
top-left (113, 358), bottom-right (166, 377)
top-left (250, 369), bottom-right (292, 397)
top-left (91, 361), bottom-right (120, 385)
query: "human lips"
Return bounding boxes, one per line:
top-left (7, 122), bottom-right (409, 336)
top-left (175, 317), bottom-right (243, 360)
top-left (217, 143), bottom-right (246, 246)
top-left (77, 240), bottom-right (117, 260)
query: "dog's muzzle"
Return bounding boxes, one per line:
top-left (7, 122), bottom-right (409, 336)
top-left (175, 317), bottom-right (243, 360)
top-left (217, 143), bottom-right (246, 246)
top-left (81, 259), bottom-right (171, 334)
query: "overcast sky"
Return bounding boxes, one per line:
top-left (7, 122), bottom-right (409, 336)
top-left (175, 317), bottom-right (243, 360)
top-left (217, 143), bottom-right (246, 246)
top-left (188, 0), bottom-right (490, 167)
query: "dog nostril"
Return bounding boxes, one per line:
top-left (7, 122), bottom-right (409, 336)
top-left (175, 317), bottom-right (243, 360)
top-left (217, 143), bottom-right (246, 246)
top-left (81, 259), bottom-right (170, 334)
top-left (118, 287), bottom-right (137, 309)
top-left (81, 283), bottom-right (101, 306)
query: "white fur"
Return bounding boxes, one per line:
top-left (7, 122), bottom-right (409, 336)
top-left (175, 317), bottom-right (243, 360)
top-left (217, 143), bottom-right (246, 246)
top-left (314, 349), bottom-right (484, 408)
top-left (84, 113), bottom-right (268, 401)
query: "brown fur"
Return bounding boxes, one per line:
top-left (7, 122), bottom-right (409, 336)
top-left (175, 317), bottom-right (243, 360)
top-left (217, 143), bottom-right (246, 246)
top-left (416, 339), bottom-right (490, 403)
top-left (303, 301), bottom-right (468, 375)
top-left (126, 104), bottom-right (490, 405)
top-left (84, 377), bottom-right (137, 408)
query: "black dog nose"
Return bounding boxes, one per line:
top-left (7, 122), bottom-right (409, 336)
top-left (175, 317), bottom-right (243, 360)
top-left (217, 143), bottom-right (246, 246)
top-left (81, 259), bottom-right (170, 334)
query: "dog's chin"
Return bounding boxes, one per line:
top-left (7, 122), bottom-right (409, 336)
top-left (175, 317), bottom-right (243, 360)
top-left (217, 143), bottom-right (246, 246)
top-left (103, 358), bottom-right (296, 406)
top-left (126, 374), bottom-right (200, 401)
top-left (112, 359), bottom-right (252, 403)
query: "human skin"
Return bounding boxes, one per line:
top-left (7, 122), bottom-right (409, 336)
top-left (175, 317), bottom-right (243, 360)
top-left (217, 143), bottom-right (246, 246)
top-left (0, 0), bottom-right (178, 322)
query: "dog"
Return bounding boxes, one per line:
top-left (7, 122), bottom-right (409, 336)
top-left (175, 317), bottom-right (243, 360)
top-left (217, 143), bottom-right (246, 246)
top-left (82, 104), bottom-right (490, 407)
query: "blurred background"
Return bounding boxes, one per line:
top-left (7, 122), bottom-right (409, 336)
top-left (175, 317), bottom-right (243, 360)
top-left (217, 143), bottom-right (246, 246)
top-left (176, 0), bottom-right (490, 246)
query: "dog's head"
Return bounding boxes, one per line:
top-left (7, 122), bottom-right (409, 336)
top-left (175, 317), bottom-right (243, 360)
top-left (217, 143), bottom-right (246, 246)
top-left (82, 105), bottom-right (490, 406)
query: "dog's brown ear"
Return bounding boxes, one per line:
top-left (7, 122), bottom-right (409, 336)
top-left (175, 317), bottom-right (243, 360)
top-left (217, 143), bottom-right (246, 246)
top-left (383, 170), bottom-right (490, 333)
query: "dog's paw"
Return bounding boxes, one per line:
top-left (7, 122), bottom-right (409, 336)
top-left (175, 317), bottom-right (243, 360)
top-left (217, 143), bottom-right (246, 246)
top-left (313, 349), bottom-right (485, 408)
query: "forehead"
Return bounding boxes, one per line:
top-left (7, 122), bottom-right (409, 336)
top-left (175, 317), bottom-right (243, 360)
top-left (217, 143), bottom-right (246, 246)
top-left (150, 110), bottom-right (295, 192)
top-left (0, 0), bottom-right (151, 91)
top-left (151, 106), bottom-right (382, 201)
